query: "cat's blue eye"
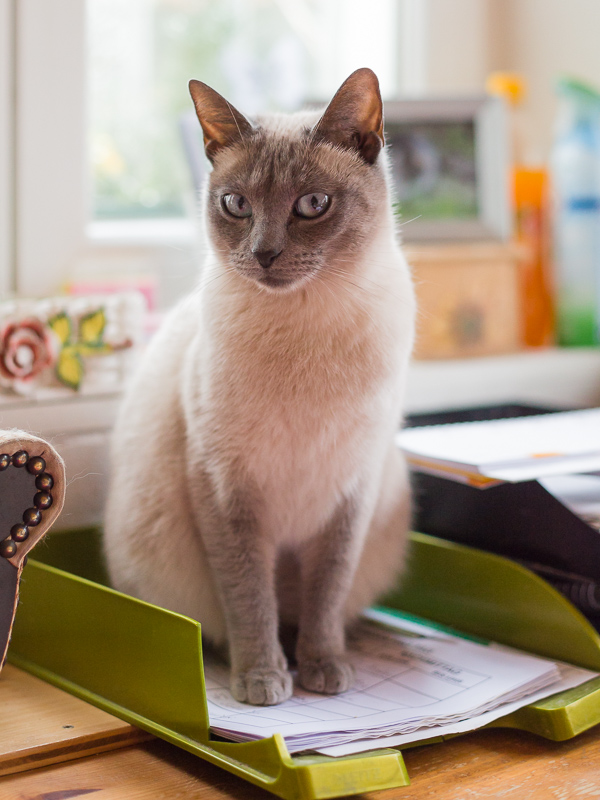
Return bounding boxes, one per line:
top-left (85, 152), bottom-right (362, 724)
top-left (295, 193), bottom-right (330, 219)
top-left (222, 193), bottom-right (252, 218)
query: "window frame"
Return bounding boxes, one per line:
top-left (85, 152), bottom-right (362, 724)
top-left (0, 0), bottom-right (14, 296)
top-left (8, 0), bottom-right (196, 303)
top-left (15, 0), bottom-right (88, 297)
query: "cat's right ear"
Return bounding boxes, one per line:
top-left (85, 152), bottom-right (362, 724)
top-left (189, 80), bottom-right (253, 164)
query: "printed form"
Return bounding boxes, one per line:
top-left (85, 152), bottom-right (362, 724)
top-left (204, 611), bottom-right (598, 754)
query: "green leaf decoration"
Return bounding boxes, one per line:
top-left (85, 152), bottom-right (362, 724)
top-left (48, 312), bottom-right (72, 345)
top-left (56, 346), bottom-right (84, 390)
top-left (79, 308), bottom-right (106, 347)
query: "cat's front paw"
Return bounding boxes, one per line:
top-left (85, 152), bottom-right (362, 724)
top-left (297, 657), bottom-right (355, 695)
top-left (231, 667), bottom-right (293, 706)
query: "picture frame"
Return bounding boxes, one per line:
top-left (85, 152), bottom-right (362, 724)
top-left (383, 96), bottom-right (511, 243)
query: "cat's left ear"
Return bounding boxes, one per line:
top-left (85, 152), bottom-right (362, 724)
top-left (313, 68), bottom-right (384, 165)
top-left (189, 80), bottom-right (253, 164)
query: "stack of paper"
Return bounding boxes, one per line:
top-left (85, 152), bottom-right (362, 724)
top-left (397, 407), bottom-right (600, 486)
top-left (203, 610), bottom-right (598, 755)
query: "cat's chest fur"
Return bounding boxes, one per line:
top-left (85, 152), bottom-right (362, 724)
top-left (182, 257), bottom-right (409, 543)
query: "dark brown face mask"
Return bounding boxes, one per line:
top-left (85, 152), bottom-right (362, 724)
top-left (0, 432), bottom-right (65, 672)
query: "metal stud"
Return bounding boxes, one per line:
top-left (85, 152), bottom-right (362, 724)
top-left (34, 491), bottom-right (53, 510)
top-left (0, 454), bottom-right (10, 471)
top-left (0, 538), bottom-right (17, 558)
top-left (23, 507), bottom-right (42, 526)
top-left (27, 456), bottom-right (46, 475)
top-left (10, 524), bottom-right (29, 542)
top-left (12, 450), bottom-right (29, 468)
top-left (36, 472), bottom-right (54, 491)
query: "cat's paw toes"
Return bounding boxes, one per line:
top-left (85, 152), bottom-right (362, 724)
top-left (298, 657), bottom-right (355, 694)
top-left (231, 667), bottom-right (293, 706)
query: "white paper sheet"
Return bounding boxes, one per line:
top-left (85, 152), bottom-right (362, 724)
top-left (397, 408), bottom-right (600, 484)
top-left (203, 612), bottom-right (589, 754)
top-left (314, 661), bottom-right (597, 756)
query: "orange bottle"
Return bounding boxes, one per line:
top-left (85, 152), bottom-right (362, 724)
top-left (513, 167), bottom-right (554, 346)
top-left (487, 73), bottom-right (554, 347)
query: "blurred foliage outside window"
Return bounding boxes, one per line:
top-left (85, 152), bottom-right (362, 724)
top-left (388, 122), bottom-right (478, 221)
top-left (89, 0), bottom-right (398, 221)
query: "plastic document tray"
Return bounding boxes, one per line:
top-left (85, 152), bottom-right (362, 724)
top-left (8, 528), bottom-right (600, 799)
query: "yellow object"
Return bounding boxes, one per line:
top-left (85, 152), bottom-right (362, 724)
top-left (486, 72), bottom-right (527, 107)
top-left (8, 528), bottom-right (600, 798)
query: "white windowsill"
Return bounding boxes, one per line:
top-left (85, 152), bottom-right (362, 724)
top-left (87, 217), bottom-right (197, 248)
top-left (406, 348), bottom-right (600, 413)
top-left (1, 348), bottom-right (599, 437)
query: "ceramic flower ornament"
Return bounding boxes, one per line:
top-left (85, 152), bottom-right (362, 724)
top-left (0, 318), bottom-right (59, 392)
top-left (0, 293), bottom-right (144, 397)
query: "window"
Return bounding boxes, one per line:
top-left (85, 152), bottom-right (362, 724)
top-left (4, 0), bottom-right (429, 306)
top-left (88, 0), bottom-right (401, 224)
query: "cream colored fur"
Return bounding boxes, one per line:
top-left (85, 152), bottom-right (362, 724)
top-left (104, 69), bottom-right (415, 706)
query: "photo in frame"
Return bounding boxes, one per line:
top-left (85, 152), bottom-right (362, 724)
top-left (384, 95), bottom-right (511, 242)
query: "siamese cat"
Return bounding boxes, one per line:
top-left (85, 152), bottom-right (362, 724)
top-left (104, 68), bottom-right (415, 706)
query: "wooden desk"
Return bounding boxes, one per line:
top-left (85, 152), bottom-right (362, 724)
top-left (3, 724), bottom-right (600, 799)
top-left (2, 664), bottom-right (600, 799)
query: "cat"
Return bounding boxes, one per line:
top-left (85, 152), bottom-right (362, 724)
top-left (104, 67), bottom-right (415, 706)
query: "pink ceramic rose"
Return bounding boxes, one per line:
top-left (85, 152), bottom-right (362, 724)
top-left (0, 318), bottom-right (57, 386)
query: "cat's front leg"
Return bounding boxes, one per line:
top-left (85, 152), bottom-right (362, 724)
top-left (200, 491), bottom-right (293, 706)
top-left (295, 497), bottom-right (365, 695)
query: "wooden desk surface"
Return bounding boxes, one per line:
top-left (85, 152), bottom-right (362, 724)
top-left (2, 663), bottom-right (600, 799)
top-left (2, 718), bottom-right (600, 799)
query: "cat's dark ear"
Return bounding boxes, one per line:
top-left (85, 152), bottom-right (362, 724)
top-left (189, 80), bottom-right (253, 164)
top-left (312, 68), bottom-right (384, 165)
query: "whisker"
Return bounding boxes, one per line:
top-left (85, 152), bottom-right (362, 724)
top-left (327, 267), bottom-right (414, 310)
top-left (331, 255), bottom-right (413, 273)
top-left (396, 214), bottom-right (422, 227)
top-left (196, 266), bottom-right (239, 293)
top-left (321, 272), bottom-right (381, 327)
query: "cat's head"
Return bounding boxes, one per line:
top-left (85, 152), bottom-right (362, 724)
top-left (189, 69), bottom-right (388, 292)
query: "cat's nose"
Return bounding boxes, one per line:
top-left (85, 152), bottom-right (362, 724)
top-left (253, 249), bottom-right (282, 269)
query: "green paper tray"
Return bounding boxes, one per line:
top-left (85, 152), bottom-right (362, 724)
top-left (8, 529), bottom-right (600, 798)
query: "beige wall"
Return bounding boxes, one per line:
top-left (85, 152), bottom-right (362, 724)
top-left (424, 0), bottom-right (497, 94)
top-left (420, 0), bottom-right (600, 163)
top-left (505, 0), bottom-right (600, 162)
